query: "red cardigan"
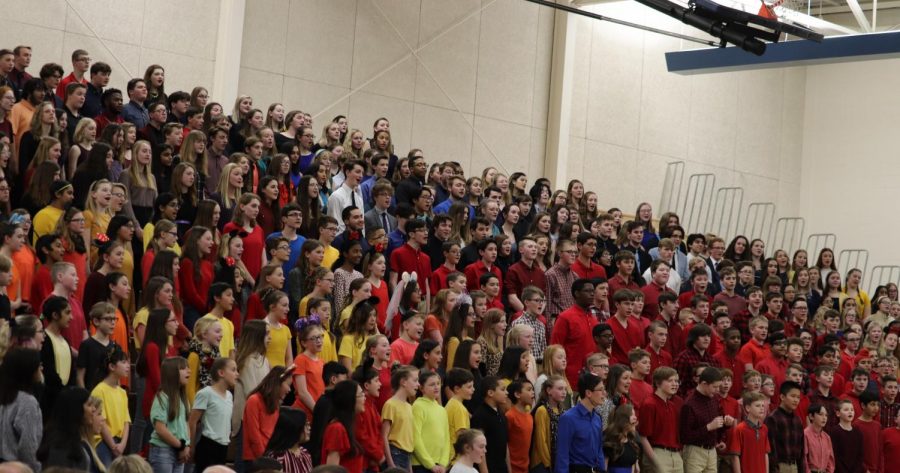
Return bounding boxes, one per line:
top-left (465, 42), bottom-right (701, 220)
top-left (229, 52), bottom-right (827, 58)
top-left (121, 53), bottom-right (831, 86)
top-left (178, 257), bottom-right (214, 313)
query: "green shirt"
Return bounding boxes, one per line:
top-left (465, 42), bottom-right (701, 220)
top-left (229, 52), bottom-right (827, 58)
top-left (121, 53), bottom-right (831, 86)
top-left (412, 397), bottom-right (450, 468)
top-left (192, 386), bottom-right (233, 446)
top-left (149, 393), bottom-right (190, 448)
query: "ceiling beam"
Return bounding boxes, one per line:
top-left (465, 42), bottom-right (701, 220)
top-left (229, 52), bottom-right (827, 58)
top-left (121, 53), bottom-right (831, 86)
top-left (846, 0), bottom-right (874, 30)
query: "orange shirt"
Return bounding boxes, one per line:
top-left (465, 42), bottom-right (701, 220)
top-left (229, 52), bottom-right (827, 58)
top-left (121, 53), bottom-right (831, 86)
top-left (738, 340), bottom-right (771, 368)
top-left (505, 407), bottom-right (534, 473)
top-left (424, 314), bottom-right (446, 342)
top-left (11, 247), bottom-right (36, 304)
top-left (292, 352), bottom-right (324, 418)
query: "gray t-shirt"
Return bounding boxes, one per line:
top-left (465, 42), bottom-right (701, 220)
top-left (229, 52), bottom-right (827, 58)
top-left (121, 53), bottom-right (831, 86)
top-left (193, 386), bottom-right (234, 446)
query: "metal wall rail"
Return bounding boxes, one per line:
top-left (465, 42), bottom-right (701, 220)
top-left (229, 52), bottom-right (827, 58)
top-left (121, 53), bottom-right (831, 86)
top-left (806, 234), bottom-right (837, 263)
top-left (659, 161), bottom-right (685, 214)
top-left (742, 202), bottom-right (776, 242)
top-left (837, 249), bottom-right (869, 283)
top-left (680, 174), bottom-right (716, 234)
top-left (770, 217), bottom-right (805, 256)
top-left (705, 187), bottom-right (744, 242)
top-left (868, 265), bottom-right (900, 294)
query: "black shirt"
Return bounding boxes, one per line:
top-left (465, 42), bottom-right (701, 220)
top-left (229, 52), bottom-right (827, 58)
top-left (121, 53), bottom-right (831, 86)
top-left (471, 403), bottom-right (509, 473)
top-left (76, 337), bottom-right (119, 392)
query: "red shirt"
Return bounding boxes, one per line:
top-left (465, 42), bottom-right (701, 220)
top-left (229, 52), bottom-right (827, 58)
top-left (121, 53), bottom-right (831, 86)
top-left (630, 378), bottom-right (654, 415)
top-left (882, 427), bottom-right (900, 471)
top-left (657, 315), bottom-right (686, 356)
top-left (608, 274), bottom-right (640, 308)
top-left (322, 421), bottom-right (365, 473)
top-left (571, 259), bottom-right (606, 281)
top-left (223, 223), bottom-right (265, 279)
top-left (738, 340), bottom-right (771, 369)
top-left (550, 304), bottom-right (598, 388)
top-left (390, 244), bottom-right (432, 294)
top-left (713, 349), bottom-right (746, 399)
top-left (505, 259), bottom-right (547, 297)
top-left (61, 294), bottom-right (87, 351)
top-left (178, 257), bottom-right (214, 313)
top-left (641, 283), bottom-right (674, 320)
top-left (756, 355), bottom-right (789, 390)
top-left (609, 315), bottom-right (645, 365)
top-left (355, 396), bottom-right (384, 466)
top-left (429, 265), bottom-right (454, 295)
top-left (852, 417), bottom-right (883, 473)
top-left (638, 393), bottom-right (683, 449)
top-left (464, 260), bottom-right (502, 293)
top-left (727, 421), bottom-right (770, 473)
top-left (647, 345), bottom-right (673, 374)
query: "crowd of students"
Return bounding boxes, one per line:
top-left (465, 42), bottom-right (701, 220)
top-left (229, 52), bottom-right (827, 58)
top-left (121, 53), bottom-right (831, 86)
top-left (0, 44), bottom-right (899, 473)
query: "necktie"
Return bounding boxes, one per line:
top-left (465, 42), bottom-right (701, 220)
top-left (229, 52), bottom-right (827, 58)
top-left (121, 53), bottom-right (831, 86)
top-left (351, 189), bottom-right (358, 208)
top-left (381, 212), bottom-right (390, 232)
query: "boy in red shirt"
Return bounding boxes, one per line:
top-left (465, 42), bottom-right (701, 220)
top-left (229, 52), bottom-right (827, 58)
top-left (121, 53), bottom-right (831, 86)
top-left (637, 366), bottom-right (684, 473)
top-left (738, 316), bottom-right (771, 371)
top-left (842, 368), bottom-right (871, 420)
top-left (728, 391), bottom-right (770, 473)
top-left (628, 348), bottom-right (654, 412)
top-left (608, 290), bottom-right (644, 365)
top-left (714, 327), bottom-right (746, 398)
top-left (646, 320), bottom-right (673, 374)
top-left (852, 390), bottom-right (883, 473)
top-left (883, 408), bottom-right (900, 470)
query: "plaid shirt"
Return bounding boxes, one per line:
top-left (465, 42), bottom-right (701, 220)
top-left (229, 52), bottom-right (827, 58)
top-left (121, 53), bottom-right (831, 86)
top-left (545, 264), bottom-right (576, 321)
top-left (511, 311), bottom-right (548, 361)
top-left (882, 399), bottom-right (900, 428)
top-left (765, 407), bottom-right (805, 472)
top-left (679, 390), bottom-right (724, 448)
top-left (673, 346), bottom-right (719, 396)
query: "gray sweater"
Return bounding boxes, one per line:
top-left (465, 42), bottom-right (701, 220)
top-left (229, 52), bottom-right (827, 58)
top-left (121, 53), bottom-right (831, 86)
top-left (0, 391), bottom-right (43, 472)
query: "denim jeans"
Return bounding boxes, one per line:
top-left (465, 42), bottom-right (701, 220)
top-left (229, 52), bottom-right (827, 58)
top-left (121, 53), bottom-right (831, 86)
top-left (129, 374), bottom-right (148, 454)
top-left (96, 439), bottom-right (119, 467)
top-left (149, 445), bottom-right (184, 473)
top-left (389, 445), bottom-right (412, 470)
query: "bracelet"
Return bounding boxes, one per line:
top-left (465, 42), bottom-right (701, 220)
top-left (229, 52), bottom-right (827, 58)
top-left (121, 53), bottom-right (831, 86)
top-left (175, 439), bottom-right (187, 452)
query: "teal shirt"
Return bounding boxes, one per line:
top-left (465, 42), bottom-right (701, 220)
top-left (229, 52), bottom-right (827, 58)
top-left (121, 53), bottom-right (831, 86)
top-left (192, 386), bottom-right (234, 446)
top-left (149, 393), bottom-right (190, 448)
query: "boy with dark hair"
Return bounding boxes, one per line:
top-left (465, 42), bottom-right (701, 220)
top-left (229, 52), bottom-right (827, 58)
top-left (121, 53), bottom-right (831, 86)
top-left (463, 237), bottom-right (501, 293)
top-left (77, 301), bottom-right (120, 391)
top-left (657, 291), bottom-right (685, 355)
top-left (389, 219), bottom-right (431, 293)
top-left (607, 250), bottom-right (641, 306)
top-left (201, 282), bottom-right (236, 358)
top-left (445, 368), bottom-right (475, 444)
top-left (268, 202), bottom-right (306, 276)
top-left (714, 266), bottom-right (746, 316)
top-left (680, 367), bottom-right (733, 472)
top-left (763, 291), bottom-right (784, 321)
top-left (852, 390), bottom-right (883, 473)
top-left (881, 374), bottom-right (900, 428)
top-left (609, 290), bottom-right (644, 366)
top-left (91, 345), bottom-right (131, 463)
top-left (429, 242), bottom-right (461, 295)
top-left (674, 323), bottom-right (718, 396)
top-left (641, 259), bottom-right (675, 320)
top-left (842, 367), bottom-right (871, 420)
top-left (557, 372), bottom-right (606, 473)
top-left (733, 286), bottom-right (764, 343)
top-left (714, 327), bottom-right (746, 399)
top-left (756, 333), bottom-right (789, 390)
top-left (572, 232), bottom-right (607, 280)
top-left (765, 381), bottom-right (805, 473)
top-left (809, 365), bottom-right (839, 428)
top-left (827, 399), bottom-right (864, 473)
top-left (678, 269), bottom-right (712, 311)
top-left (628, 348), bottom-right (654, 410)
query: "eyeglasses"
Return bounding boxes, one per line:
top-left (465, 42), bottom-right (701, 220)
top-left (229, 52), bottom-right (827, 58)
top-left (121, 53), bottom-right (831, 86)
top-left (112, 192), bottom-right (126, 199)
top-left (305, 335), bottom-right (324, 342)
top-left (323, 227), bottom-right (338, 232)
top-left (277, 246), bottom-right (290, 251)
top-left (167, 231), bottom-right (178, 237)
top-left (529, 299), bottom-right (545, 304)
top-left (100, 316), bottom-right (117, 322)
top-left (286, 212), bottom-right (302, 218)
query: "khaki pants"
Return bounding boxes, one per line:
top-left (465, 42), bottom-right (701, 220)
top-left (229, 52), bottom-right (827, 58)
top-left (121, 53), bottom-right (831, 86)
top-left (777, 463), bottom-right (799, 473)
top-left (682, 445), bottom-right (717, 473)
top-left (643, 447), bottom-right (685, 473)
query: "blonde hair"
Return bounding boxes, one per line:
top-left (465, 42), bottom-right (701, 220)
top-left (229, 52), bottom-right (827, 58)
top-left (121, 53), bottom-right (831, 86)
top-left (29, 101), bottom-right (60, 138)
top-left (231, 94), bottom-right (252, 125)
top-left (506, 324), bottom-right (534, 348)
top-left (216, 163), bottom-right (243, 209)
top-left (109, 454), bottom-right (153, 473)
top-left (129, 140), bottom-right (157, 190)
top-left (85, 179), bottom-right (113, 218)
top-left (192, 316), bottom-right (221, 341)
top-left (180, 130), bottom-right (209, 177)
top-left (73, 117), bottom-right (97, 145)
top-left (29, 136), bottom-right (61, 170)
top-left (477, 308), bottom-right (506, 354)
top-left (540, 344), bottom-right (568, 379)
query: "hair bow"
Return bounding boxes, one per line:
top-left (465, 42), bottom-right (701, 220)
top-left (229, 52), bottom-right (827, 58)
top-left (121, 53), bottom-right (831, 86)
top-left (96, 233), bottom-right (110, 243)
top-left (225, 256), bottom-right (236, 267)
top-left (294, 314), bottom-right (322, 332)
top-left (228, 229), bottom-right (248, 238)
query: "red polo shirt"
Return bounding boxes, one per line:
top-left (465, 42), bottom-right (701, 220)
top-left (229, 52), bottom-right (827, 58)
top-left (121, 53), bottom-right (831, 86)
top-left (571, 258), bottom-right (607, 281)
top-left (738, 339), bottom-right (771, 369)
top-left (609, 315), bottom-right (645, 365)
top-left (641, 282), bottom-right (674, 320)
top-left (464, 260), bottom-right (502, 293)
top-left (638, 392), bottom-right (683, 449)
top-left (647, 345), bottom-right (674, 373)
top-left (390, 243), bottom-right (432, 294)
top-left (504, 259), bottom-right (547, 298)
top-left (550, 304), bottom-right (598, 388)
top-left (756, 355), bottom-right (789, 390)
top-left (429, 264), bottom-right (454, 295)
top-left (608, 274), bottom-right (641, 308)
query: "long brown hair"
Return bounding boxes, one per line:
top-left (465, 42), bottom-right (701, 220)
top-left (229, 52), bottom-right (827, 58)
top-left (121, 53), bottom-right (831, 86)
top-left (235, 320), bottom-right (268, 372)
top-left (603, 403), bottom-right (639, 462)
top-left (248, 365), bottom-right (294, 413)
top-left (156, 357), bottom-right (189, 422)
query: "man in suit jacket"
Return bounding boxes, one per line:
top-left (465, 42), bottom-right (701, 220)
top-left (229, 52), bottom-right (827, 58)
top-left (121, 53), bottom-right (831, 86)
top-left (705, 236), bottom-right (726, 295)
top-left (364, 180), bottom-right (397, 234)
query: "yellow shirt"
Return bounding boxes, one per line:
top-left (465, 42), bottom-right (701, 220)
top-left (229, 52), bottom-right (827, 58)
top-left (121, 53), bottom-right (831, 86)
top-left (33, 205), bottom-right (64, 244)
top-left (382, 397), bottom-right (415, 452)
top-left (84, 210), bottom-right (111, 267)
top-left (338, 332), bottom-right (367, 369)
top-left (202, 313), bottom-right (235, 358)
top-left (266, 323), bottom-right (291, 367)
top-left (91, 381), bottom-right (131, 445)
top-left (47, 330), bottom-right (72, 385)
top-left (444, 397), bottom-right (470, 445)
top-left (322, 245), bottom-right (339, 270)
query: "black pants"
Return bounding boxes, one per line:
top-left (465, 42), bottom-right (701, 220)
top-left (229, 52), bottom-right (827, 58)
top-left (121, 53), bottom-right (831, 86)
top-left (194, 435), bottom-right (229, 471)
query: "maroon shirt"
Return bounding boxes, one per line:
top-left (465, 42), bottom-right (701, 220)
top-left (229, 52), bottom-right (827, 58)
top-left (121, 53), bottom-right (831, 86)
top-left (504, 259), bottom-right (546, 298)
top-left (641, 282), bottom-right (675, 320)
top-left (609, 315), bottom-right (645, 366)
top-left (608, 274), bottom-right (640, 308)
